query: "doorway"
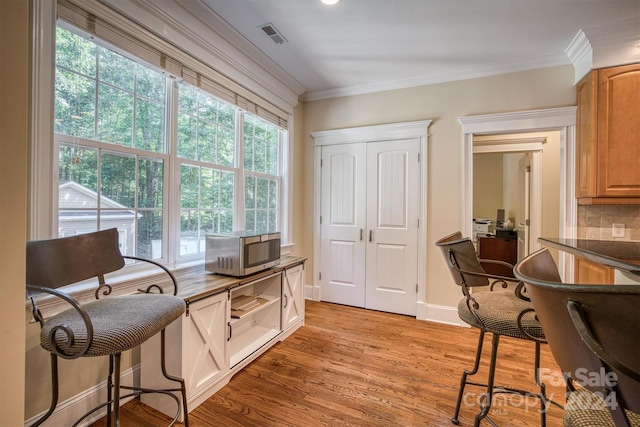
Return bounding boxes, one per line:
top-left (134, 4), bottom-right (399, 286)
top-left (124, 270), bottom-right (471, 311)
top-left (460, 107), bottom-right (578, 281)
top-left (473, 135), bottom-right (544, 261)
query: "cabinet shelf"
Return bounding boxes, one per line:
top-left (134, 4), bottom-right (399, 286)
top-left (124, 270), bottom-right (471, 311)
top-left (230, 326), bottom-right (281, 367)
top-left (230, 295), bottom-right (278, 319)
top-left (228, 272), bottom-right (282, 367)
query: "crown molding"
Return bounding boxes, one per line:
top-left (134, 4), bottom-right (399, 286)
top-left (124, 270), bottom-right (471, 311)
top-left (98, 0), bottom-right (305, 111)
top-left (565, 30), bottom-right (593, 84)
top-left (303, 52), bottom-right (569, 101)
top-left (566, 17), bottom-right (640, 83)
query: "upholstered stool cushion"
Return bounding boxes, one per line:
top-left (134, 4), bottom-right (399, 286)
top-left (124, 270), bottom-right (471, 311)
top-left (564, 387), bottom-right (640, 427)
top-left (457, 290), bottom-right (545, 340)
top-left (41, 294), bottom-right (185, 357)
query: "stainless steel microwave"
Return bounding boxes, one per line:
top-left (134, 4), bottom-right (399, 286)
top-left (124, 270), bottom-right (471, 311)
top-left (205, 232), bottom-right (281, 277)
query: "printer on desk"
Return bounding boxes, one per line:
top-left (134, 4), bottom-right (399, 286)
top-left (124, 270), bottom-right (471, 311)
top-left (473, 219), bottom-right (494, 241)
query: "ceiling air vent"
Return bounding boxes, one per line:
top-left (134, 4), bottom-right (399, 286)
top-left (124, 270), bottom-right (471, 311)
top-left (259, 23), bottom-right (288, 44)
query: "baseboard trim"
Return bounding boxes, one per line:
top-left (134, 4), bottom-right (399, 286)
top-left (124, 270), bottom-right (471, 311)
top-left (420, 302), bottom-right (469, 328)
top-left (25, 366), bottom-right (136, 427)
top-left (304, 283), bottom-right (319, 301)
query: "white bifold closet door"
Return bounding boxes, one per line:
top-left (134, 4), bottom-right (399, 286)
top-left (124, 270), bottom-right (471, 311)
top-left (320, 139), bottom-right (419, 316)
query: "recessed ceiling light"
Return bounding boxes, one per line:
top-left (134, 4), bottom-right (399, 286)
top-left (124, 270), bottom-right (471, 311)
top-left (321, 0), bottom-right (341, 5)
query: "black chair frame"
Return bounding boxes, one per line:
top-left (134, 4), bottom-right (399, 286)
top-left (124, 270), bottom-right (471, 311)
top-left (26, 229), bottom-right (189, 427)
top-left (437, 232), bottom-right (562, 427)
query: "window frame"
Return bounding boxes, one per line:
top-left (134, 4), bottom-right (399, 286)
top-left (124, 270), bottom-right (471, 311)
top-left (31, 3), bottom-right (294, 288)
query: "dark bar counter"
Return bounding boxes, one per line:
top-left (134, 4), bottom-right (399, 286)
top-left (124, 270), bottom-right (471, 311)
top-left (539, 237), bottom-right (640, 277)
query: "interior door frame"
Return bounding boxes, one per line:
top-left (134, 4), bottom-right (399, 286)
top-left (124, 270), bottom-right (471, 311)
top-left (460, 107), bottom-right (577, 281)
top-left (311, 120), bottom-right (431, 316)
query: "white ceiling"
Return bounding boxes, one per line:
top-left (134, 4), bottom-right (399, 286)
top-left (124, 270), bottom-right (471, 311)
top-left (191, 0), bottom-right (639, 100)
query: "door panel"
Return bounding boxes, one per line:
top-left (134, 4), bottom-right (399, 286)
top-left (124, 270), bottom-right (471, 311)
top-left (320, 144), bottom-right (366, 307)
top-left (282, 263), bottom-right (305, 330)
top-left (365, 139), bottom-right (419, 315)
top-left (185, 292), bottom-right (229, 397)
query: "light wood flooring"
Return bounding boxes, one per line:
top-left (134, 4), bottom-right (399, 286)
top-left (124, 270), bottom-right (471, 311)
top-left (91, 300), bottom-right (566, 426)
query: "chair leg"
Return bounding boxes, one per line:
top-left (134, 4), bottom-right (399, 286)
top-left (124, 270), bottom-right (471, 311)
top-left (113, 353), bottom-right (122, 427)
top-left (31, 353), bottom-right (59, 427)
top-left (474, 333), bottom-right (500, 427)
top-left (160, 329), bottom-right (189, 426)
top-left (107, 355), bottom-right (114, 427)
top-left (452, 330), bottom-right (486, 425)
top-left (534, 341), bottom-right (547, 427)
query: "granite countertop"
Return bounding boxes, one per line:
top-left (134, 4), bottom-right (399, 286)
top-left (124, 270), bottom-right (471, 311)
top-left (539, 237), bottom-right (640, 276)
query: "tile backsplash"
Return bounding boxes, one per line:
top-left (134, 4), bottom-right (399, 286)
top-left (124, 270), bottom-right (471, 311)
top-left (577, 205), bottom-right (640, 241)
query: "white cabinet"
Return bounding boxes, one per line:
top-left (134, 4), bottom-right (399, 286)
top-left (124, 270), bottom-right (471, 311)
top-left (282, 263), bottom-right (305, 331)
top-left (141, 290), bottom-right (229, 416)
top-left (140, 259), bottom-right (305, 419)
top-left (229, 272), bottom-right (282, 367)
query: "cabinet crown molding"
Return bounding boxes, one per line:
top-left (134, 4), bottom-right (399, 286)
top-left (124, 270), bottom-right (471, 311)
top-left (566, 17), bottom-right (640, 83)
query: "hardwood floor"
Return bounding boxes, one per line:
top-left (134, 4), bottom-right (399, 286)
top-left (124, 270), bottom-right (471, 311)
top-left (92, 300), bottom-right (566, 426)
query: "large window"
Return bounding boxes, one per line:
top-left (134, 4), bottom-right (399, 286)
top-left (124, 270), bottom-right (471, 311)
top-left (54, 23), bottom-right (286, 263)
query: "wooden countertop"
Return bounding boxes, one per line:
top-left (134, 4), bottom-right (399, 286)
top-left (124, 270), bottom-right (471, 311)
top-left (175, 255), bottom-right (306, 303)
top-left (538, 238), bottom-right (640, 276)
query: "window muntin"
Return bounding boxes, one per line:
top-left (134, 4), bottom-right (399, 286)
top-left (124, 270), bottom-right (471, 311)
top-left (54, 22), bottom-right (286, 265)
top-left (243, 115), bottom-right (281, 234)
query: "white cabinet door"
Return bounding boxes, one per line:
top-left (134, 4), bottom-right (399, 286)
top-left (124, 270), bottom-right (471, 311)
top-left (320, 139), bottom-right (419, 316)
top-left (184, 291), bottom-right (229, 399)
top-left (320, 143), bottom-right (367, 307)
top-left (365, 139), bottom-right (419, 316)
top-left (140, 290), bottom-right (229, 418)
top-left (282, 263), bottom-right (305, 331)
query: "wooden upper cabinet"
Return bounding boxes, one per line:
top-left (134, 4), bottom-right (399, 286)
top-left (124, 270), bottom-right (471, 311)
top-left (576, 71), bottom-right (597, 198)
top-left (597, 64), bottom-right (640, 197)
top-left (576, 63), bottom-right (640, 203)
